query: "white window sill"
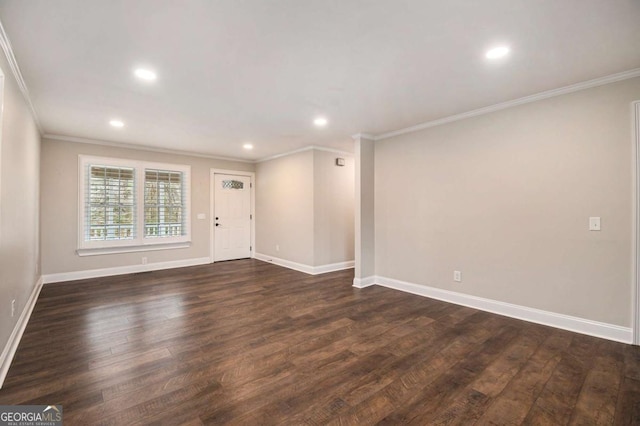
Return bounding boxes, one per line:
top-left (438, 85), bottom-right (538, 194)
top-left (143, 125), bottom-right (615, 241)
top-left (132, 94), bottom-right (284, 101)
top-left (77, 242), bottom-right (191, 257)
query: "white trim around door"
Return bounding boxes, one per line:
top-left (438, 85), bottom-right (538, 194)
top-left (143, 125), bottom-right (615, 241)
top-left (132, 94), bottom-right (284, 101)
top-left (210, 169), bottom-right (256, 263)
top-left (633, 101), bottom-right (640, 345)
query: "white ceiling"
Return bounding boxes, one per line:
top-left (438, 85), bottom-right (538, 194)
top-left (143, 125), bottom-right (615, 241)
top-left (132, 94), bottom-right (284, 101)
top-left (0, 0), bottom-right (639, 161)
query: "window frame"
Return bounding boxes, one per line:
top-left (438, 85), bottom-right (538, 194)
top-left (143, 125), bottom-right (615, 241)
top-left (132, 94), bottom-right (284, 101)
top-left (78, 155), bottom-right (191, 254)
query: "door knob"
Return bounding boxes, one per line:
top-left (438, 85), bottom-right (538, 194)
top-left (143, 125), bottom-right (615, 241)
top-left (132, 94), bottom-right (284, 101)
top-left (215, 223), bottom-right (220, 227)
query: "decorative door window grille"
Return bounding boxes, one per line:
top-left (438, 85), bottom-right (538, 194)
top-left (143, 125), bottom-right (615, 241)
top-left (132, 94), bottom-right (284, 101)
top-left (222, 180), bottom-right (244, 190)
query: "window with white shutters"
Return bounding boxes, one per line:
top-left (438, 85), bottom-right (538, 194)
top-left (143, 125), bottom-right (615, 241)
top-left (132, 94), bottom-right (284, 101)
top-left (86, 165), bottom-right (135, 241)
top-left (78, 156), bottom-right (190, 254)
top-left (144, 169), bottom-right (185, 238)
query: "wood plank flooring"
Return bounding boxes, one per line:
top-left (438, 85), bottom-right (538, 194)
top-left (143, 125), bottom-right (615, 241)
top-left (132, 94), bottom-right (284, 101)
top-left (0, 259), bottom-right (639, 425)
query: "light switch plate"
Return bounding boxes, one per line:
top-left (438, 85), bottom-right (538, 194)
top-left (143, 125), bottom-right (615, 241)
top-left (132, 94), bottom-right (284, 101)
top-left (589, 217), bottom-right (601, 231)
top-left (197, 213), bottom-right (206, 220)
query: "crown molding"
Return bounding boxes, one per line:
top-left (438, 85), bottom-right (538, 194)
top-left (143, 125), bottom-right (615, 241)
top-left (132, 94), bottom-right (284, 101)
top-left (376, 68), bottom-right (640, 141)
top-left (256, 145), bottom-right (354, 163)
top-left (43, 134), bottom-right (255, 164)
top-left (44, 133), bottom-right (353, 165)
top-left (0, 18), bottom-right (43, 134)
top-left (351, 133), bottom-right (376, 140)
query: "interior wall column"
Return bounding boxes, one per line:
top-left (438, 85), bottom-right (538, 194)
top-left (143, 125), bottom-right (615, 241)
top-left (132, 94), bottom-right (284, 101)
top-left (353, 133), bottom-right (375, 287)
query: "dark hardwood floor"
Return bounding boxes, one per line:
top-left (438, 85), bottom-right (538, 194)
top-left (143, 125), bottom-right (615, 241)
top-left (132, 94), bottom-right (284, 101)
top-left (1, 259), bottom-right (639, 425)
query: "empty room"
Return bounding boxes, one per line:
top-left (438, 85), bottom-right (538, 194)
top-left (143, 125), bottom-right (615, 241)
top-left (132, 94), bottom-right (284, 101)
top-left (1, 0), bottom-right (640, 424)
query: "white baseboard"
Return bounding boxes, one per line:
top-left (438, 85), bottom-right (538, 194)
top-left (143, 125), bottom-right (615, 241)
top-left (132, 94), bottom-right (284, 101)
top-left (254, 253), bottom-right (354, 275)
top-left (313, 260), bottom-right (355, 274)
top-left (42, 257), bottom-right (211, 284)
top-left (0, 276), bottom-right (43, 389)
top-left (353, 276), bottom-right (376, 288)
top-left (363, 275), bottom-right (632, 344)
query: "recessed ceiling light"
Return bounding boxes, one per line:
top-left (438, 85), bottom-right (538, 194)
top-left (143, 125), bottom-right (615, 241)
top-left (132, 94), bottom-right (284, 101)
top-left (109, 119), bottom-right (124, 128)
top-left (314, 117), bottom-right (328, 127)
top-left (134, 68), bottom-right (157, 81)
top-left (243, 143), bottom-right (253, 150)
top-left (485, 46), bottom-right (510, 59)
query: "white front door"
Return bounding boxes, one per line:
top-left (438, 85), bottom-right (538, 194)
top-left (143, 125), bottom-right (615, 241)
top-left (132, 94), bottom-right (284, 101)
top-left (213, 173), bottom-right (252, 261)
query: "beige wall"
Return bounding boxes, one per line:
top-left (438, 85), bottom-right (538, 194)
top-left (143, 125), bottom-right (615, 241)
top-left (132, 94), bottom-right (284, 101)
top-left (313, 150), bottom-right (355, 266)
top-left (0, 62), bottom-right (41, 357)
top-left (40, 138), bottom-right (254, 275)
top-left (255, 149), bottom-right (315, 265)
top-left (256, 148), bottom-right (354, 267)
top-left (375, 77), bottom-right (640, 327)
top-left (355, 136), bottom-right (375, 279)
